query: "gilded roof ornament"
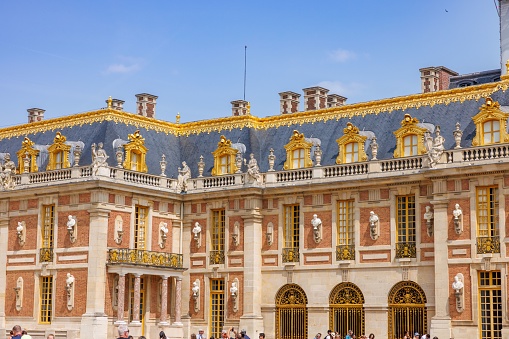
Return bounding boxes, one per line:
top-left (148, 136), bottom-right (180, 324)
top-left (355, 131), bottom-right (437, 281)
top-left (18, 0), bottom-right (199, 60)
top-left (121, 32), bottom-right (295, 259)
top-left (400, 114), bottom-right (419, 127)
top-left (343, 122), bottom-right (360, 135)
top-left (217, 135), bottom-right (232, 148)
top-left (176, 112), bottom-right (181, 124)
top-left (128, 130), bottom-right (145, 143)
top-left (53, 131), bottom-right (67, 144)
top-left (107, 96), bottom-right (112, 109)
top-left (21, 136), bottom-right (35, 148)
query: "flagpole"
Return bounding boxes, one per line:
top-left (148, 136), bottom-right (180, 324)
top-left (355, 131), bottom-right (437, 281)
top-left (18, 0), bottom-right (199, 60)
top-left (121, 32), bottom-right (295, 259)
top-left (243, 45), bottom-right (247, 101)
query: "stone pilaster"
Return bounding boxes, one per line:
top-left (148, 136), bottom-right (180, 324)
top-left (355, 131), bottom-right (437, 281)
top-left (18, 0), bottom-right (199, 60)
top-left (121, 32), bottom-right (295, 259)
top-left (430, 198), bottom-right (451, 339)
top-left (160, 276), bottom-right (169, 325)
top-left (115, 274), bottom-right (126, 324)
top-left (132, 274), bottom-right (141, 323)
top-left (174, 277), bottom-right (182, 325)
top-left (239, 205), bottom-right (264, 334)
top-left (0, 212), bottom-right (8, 335)
top-left (80, 207), bottom-right (110, 338)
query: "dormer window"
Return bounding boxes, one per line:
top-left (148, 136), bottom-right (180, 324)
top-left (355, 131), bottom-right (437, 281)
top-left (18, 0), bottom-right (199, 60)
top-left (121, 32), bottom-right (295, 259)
top-left (336, 123), bottom-right (367, 164)
top-left (212, 136), bottom-right (237, 175)
top-left (403, 134), bottom-right (418, 156)
top-left (46, 132), bottom-right (71, 171)
top-left (393, 114), bottom-right (428, 158)
top-left (284, 130), bottom-right (313, 170)
top-left (17, 136), bottom-right (40, 173)
top-left (123, 130), bottom-right (148, 172)
top-left (472, 97), bottom-right (509, 146)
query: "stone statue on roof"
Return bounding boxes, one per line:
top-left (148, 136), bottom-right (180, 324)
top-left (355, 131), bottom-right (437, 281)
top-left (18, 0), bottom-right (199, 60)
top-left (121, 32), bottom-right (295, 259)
top-left (91, 142), bottom-right (109, 175)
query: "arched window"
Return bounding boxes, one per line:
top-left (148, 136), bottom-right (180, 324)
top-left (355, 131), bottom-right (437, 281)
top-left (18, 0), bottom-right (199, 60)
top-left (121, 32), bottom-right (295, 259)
top-left (393, 114), bottom-right (428, 158)
top-left (472, 97), bottom-right (509, 146)
top-left (329, 282), bottom-right (365, 336)
top-left (212, 136), bottom-right (237, 175)
top-left (275, 284), bottom-right (308, 339)
top-left (388, 281), bottom-right (427, 339)
top-left (284, 130), bottom-right (313, 170)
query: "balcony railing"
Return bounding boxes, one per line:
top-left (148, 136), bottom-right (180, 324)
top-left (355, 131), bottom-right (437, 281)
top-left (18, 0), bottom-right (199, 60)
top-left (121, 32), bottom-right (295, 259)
top-left (476, 236), bottom-right (500, 254)
top-left (209, 250), bottom-right (225, 265)
top-left (395, 242), bottom-right (416, 259)
top-left (282, 247), bottom-right (300, 263)
top-left (336, 244), bottom-right (355, 261)
top-left (107, 249), bottom-right (183, 268)
top-left (39, 248), bottom-right (54, 262)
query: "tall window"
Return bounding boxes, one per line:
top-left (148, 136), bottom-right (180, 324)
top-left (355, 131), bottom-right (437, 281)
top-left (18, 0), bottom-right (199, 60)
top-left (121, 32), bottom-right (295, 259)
top-left (210, 209), bottom-right (225, 264)
top-left (283, 205), bottom-right (300, 263)
top-left (403, 135), bottom-right (418, 156)
top-left (55, 151), bottom-right (65, 169)
top-left (396, 195), bottom-right (416, 258)
top-left (130, 151), bottom-right (140, 171)
top-left (337, 200), bottom-right (354, 260)
top-left (129, 276), bottom-right (146, 324)
top-left (483, 120), bottom-right (500, 144)
top-left (41, 205), bottom-right (55, 249)
top-left (40, 276), bottom-right (53, 324)
top-left (210, 279), bottom-right (225, 338)
top-left (134, 206), bottom-right (148, 250)
top-left (292, 149), bottom-right (305, 168)
top-left (479, 271), bottom-right (502, 339)
top-left (275, 284), bottom-right (308, 339)
top-left (476, 187), bottom-right (500, 254)
top-left (219, 155), bottom-right (230, 175)
top-left (344, 143), bottom-right (359, 163)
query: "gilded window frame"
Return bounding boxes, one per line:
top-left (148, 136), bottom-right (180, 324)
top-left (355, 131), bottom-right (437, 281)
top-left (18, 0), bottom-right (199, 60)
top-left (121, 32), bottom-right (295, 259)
top-left (283, 130), bottom-right (313, 170)
top-left (211, 135), bottom-right (237, 175)
top-left (471, 97), bottom-right (509, 146)
top-left (393, 114), bottom-right (428, 158)
top-left (336, 122), bottom-right (368, 164)
top-left (16, 136), bottom-right (40, 173)
top-left (123, 130), bottom-right (148, 172)
top-left (46, 132), bottom-right (71, 170)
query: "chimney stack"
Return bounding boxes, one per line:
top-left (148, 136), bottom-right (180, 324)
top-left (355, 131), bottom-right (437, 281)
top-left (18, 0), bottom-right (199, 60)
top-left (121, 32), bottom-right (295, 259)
top-left (135, 93), bottom-right (158, 118)
top-left (419, 66), bottom-right (458, 93)
top-left (303, 86), bottom-right (329, 111)
top-left (27, 108), bottom-right (45, 123)
top-left (279, 91), bottom-right (301, 114)
top-left (106, 98), bottom-right (125, 111)
top-left (327, 94), bottom-right (347, 107)
top-left (231, 100), bottom-right (250, 116)
top-left (501, 0), bottom-right (509, 75)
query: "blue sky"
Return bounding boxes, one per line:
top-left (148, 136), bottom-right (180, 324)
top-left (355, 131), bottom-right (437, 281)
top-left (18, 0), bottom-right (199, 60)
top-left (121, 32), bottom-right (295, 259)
top-left (0, 1), bottom-right (501, 127)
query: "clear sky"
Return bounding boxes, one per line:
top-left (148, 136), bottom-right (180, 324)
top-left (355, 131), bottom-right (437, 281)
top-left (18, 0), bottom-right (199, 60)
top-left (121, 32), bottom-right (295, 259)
top-left (0, 1), bottom-right (501, 127)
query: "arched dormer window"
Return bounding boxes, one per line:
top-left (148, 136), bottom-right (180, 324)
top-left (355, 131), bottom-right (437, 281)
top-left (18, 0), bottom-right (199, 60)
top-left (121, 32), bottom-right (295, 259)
top-left (212, 135), bottom-right (237, 175)
top-left (336, 122), bottom-right (368, 164)
top-left (17, 137), bottom-right (40, 173)
top-left (393, 114), bottom-right (428, 158)
top-left (284, 130), bottom-right (313, 170)
top-left (123, 130), bottom-right (148, 172)
top-left (472, 97), bottom-right (509, 146)
top-left (46, 132), bottom-right (71, 170)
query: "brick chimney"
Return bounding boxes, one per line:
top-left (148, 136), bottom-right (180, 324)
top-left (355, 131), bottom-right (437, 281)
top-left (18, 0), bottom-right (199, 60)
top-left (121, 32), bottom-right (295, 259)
top-left (303, 86), bottom-right (329, 111)
top-left (279, 91), bottom-right (301, 114)
top-left (419, 66), bottom-right (458, 93)
top-left (327, 94), bottom-right (347, 107)
top-left (27, 108), bottom-right (45, 123)
top-left (231, 100), bottom-right (250, 116)
top-left (135, 93), bottom-right (158, 118)
top-left (106, 98), bottom-right (125, 111)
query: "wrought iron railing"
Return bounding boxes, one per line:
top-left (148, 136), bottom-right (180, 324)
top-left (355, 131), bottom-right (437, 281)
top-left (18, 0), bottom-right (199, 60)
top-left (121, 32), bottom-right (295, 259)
top-left (336, 244), bottom-right (355, 261)
top-left (476, 236), bottom-right (500, 254)
top-left (107, 249), bottom-right (183, 268)
top-left (395, 242), bottom-right (416, 259)
top-left (282, 247), bottom-right (300, 263)
top-left (209, 250), bottom-right (225, 265)
top-left (39, 248), bottom-right (54, 262)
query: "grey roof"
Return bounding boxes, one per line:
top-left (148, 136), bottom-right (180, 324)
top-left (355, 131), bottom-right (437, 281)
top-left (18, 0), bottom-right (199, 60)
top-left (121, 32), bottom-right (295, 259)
top-left (449, 69), bottom-right (501, 89)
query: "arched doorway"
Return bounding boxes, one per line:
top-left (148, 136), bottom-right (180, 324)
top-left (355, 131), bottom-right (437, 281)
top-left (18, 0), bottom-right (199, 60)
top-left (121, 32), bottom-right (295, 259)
top-left (275, 283), bottom-right (308, 339)
top-left (329, 282), bottom-right (365, 336)
top-left (388, 281), bottom-right (427, 339)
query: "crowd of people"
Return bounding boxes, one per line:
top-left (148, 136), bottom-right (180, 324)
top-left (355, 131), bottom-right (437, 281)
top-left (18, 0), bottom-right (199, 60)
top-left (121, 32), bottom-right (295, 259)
top-left (314, 330), bottom-right (375, 339)
top-left (8, 325), bottom-right (54, 339)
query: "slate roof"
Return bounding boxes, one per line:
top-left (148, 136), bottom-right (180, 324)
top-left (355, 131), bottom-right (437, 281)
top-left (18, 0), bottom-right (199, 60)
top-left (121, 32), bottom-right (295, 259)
top-left (449, 69), bottom-right (501, 89)
top-left (0, 85), bottom-right (508, 177)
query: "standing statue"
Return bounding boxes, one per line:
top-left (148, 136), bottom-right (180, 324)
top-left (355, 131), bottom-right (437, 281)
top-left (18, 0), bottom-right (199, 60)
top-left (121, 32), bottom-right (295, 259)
top-left (91, 142), bottom-right (109, 175)
top-left (370, 136), bottom-right (378, 160)
top-left (369, 211), bottom-right (379, 239)
top-left (244, 153), bottom-right (261, 183)
top-left (177, 161), bottom-right (191, 193)
top-left (192, 281), bottom-right (200, 298)
top-left (1, 153), bottom-right (16, 190)
top-left (425, 127), bottom-right (446, 168)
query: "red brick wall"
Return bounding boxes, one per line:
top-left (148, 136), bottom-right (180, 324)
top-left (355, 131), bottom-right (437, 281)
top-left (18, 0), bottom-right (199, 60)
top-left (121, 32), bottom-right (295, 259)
top-left (448, 200), bottom-right (470, 240)
top-left (227, 273), bottom-right (243, 319)
top-left (229, 216), bottom-right (244, 251)
top-left (191, 219), bottom-right (207, 254)
top-left (151, 217), bottom-right (173, 253)
top-left (54, 269), bottom-right (88, 317)
top-left (58, 210), bottom-right (90, 248)
top-left (449, 265), bottom-right (472, 320)
top-left (189, 274), bottom-right (204, 320)
top-left (360, 207), bottom-right (390, 246)
top-left (304, 211), bottom-right (332, 249)
top-left (9, 215), bottom-right (38, 251)
top-left (6, 271), bottom-right (34, 316)
top-left (420, 203), bottom-right (433, 244)
top-left (108, 212), bottom-right (131, 248)
top-left (262, 215), bottom-right (278, 251)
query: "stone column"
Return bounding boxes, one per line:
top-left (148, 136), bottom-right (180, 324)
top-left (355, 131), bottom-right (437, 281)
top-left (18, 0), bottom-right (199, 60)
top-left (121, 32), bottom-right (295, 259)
top-left (430, 198), bottom-right (452, 339)
top-left (160, 276), bottom-right (169, 324)
top-left (80, 207), bottom-right (110, 338)
top-left (116, 274), bottom-right (126, 324)
top-left (239, 202), bottom-right (264, 334)
top-left (132, 274), bottom-right (141, 324)
top-left (174, 277), bottom-right (183, 325)
top-left (0, 208), bottom-right (9, 335)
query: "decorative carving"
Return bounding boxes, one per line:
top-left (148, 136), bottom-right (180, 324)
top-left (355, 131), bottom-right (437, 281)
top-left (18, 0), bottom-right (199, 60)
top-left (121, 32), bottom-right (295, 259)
top-left (452, 203), bottom-right (463, 234)
top-left (472, 97), bottom-right (509, 146)
top-left (336, 245), bottom-right (355, 261)
top-left (235, 151), bottom-right (243, 173)
top-left (1, 153), bottom-right (17, 190)
top-left (192, 279), bottom-right (200, 312)
top-left (114, 215), bottom-right (123, 244)
top-left (16, 221), bottom-right (25, 246)
top-left (314, 145), bottom-right (322, 166)
top-left (424, 206), bottom-right (434, 237)
top-left (66, 273), bottom-right (75, 310)
top-left (284, 130), bottom-right (313, 170)
top-left (453, 122), bottom-right (463, 149)
top-left (393, 114), bottom-right (428, 158)
top-left (47, 132), bottom-right (71, 170)
top-left (159, 222), bottom-right (169, 248)
top-left (452, 273), bottom-right (464, 313)
top-left (212, 136), bottom-right (237, 175)
top-left (73, 145), bottom-right (82, 167)
top-left (107, 249), bottom-right (182, 268)
top-left (266, 222), bottom-right (274, 245)
top-left (177, 161), bottom-right (191, 193)
top-left (14, 277), bottom-right (23, 311)
top-left (268, 148), bottom-right (276, 171)
top-left (369, 211), bottom-right (379, 240)
top-left (329, 282), bottom-right (364, 305)
top-left (232, 221), bottom-right (240, 246)
top-left (91, 142), bottom-right (109, 175)
top-left (230, 278), bottom-right (239, 313)
top-left (275, 284), bottom-right (308, 305)
top-left (244, 153), bottom-right (261, 184)
top-left (160, 154), bottom-right (167, 177)
top-left (66, 215), bottom-right (77, 243)
top-left (370, 136), bottom-right (378, 160)
top-left (192, 222), bottom-right (202, 248)
top-left (115, 146), bottom-right (123, 168)
top-left (336, 122), bottom-right (368, 164)
top-left (122, 130), bottom-right (148, 172)
top-left (310, 214), bottom-right (322, 243)
top-left (16, 137), bottom-right (39, 173)
top-left (282, 247), bottom-right (299, 263)
top-left (424, 126), bottom-right (445, 168)
top-left (395, 242), bottom-right (416, 259)
top-left (197, 155), bottom-right (205, 177)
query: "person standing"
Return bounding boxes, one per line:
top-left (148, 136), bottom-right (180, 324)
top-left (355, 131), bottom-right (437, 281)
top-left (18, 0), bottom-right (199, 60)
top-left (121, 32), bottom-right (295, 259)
top-left (117, 324), bottom-right (129, 339)
top-left (11, 325), bottom-right (22, 339)
top-left (240, 329), bottom-right (251, 339)
top-left (197, 329), bottom-right (206, 339)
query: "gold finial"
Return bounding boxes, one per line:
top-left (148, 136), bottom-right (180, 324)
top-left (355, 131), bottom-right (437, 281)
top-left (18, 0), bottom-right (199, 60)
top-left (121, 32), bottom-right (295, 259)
top-left (107, 96), bottom-right (112, 109)
top-left (506, 60), bottom-right (509, 74)
top-left (176, 112), bottom-right (181, 124)
top-left (247, 102), bottom-right (251, 115)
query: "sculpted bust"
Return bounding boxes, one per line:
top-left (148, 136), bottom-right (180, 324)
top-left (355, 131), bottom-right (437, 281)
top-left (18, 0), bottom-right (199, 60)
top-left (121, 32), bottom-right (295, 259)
top-left (452, 274), bottom-right (464, 293)
top-left (453, 204), bottom-right (462, 219)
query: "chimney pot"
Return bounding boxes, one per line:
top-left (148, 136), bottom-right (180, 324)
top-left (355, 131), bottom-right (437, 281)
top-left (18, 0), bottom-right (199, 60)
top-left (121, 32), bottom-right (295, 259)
top-left (231, 100), bottom-right (250, 116)
top-left (106, 98), bottom-right (125, 111)
top-left (419, 66), bottom-right (458, 93)
top-left (135, 93), bottom-right (158, 118)
top-left (27, 108), bottom-right (45, 123)
top-left (303, 86), bottom-right (329, 111)
top-left (279, 91), bottom-right (301, 114)
top-left (327, 94), bottom-right (347, 107)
